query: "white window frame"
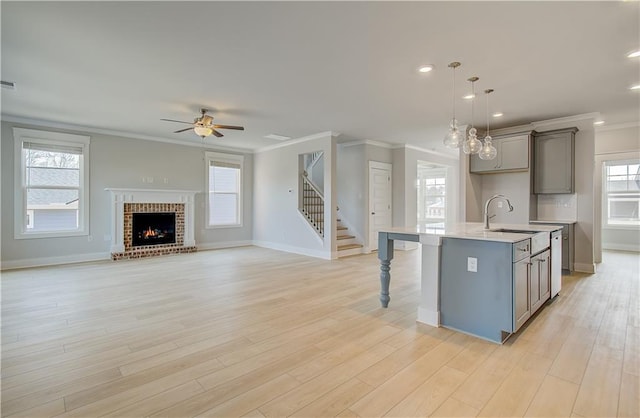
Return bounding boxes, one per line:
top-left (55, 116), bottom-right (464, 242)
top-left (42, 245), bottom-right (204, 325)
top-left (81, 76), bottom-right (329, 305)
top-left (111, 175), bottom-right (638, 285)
top-left (205, 151), bottom-right (244, 228)
top-left (602, 159), bottom-right (640, 230)
top-left (13, 128), bottom-right (90, 239)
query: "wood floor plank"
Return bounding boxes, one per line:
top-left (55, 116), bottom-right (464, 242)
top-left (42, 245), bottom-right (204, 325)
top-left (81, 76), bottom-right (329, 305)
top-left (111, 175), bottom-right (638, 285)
top-left (477, 351), bottom-right (553, 417)
top-left (524, 374), bottom-right (579, 417)
top-left (349, 333), bottom-right (469, 417)
top-left (572, 345), bottom-right (624, 417)
top-left (384, 365), bottom-right (468, 417)
top-left (0, 248), bottom-right (636, 418)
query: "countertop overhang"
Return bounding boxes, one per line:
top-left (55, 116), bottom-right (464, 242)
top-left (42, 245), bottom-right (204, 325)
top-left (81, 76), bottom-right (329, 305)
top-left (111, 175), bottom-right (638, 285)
top-left (380, 222), bottom-right (562, 245)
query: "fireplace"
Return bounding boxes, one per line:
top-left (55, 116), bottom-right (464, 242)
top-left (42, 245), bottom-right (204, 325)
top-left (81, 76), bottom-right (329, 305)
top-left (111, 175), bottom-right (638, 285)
top-left (106, 188), bottom-right (198, 260)
top-left (132, 212), bottom-right (176, 247)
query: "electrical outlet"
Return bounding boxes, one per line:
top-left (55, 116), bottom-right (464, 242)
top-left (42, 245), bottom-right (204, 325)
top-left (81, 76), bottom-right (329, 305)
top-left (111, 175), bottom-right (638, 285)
top-left (467, 257), bottom-right (478, 273)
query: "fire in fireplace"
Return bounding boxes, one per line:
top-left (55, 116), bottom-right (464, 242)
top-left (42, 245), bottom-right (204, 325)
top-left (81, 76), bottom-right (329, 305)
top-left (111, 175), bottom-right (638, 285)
top-left (131, 212), bottom-right (176, 247)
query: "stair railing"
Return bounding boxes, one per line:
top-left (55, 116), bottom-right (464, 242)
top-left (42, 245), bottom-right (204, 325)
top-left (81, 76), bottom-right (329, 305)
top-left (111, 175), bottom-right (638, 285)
top-left (300, 172), bottom-right (324, 237)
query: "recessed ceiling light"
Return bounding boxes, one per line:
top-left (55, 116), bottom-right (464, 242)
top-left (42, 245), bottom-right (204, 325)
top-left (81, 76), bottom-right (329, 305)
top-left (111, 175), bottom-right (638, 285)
top-left (631, 84), bottom-right (640, 90)
top-left (462, 94), bottom-right (475, 100)
top-left (492, 112), bottom-right (504, 118)
top-left (594, 120), bottom-right (605, 125)
top-left (418, 65), bottom-right (434, 73)
top-left (627, 50), bottom-right (640, 58)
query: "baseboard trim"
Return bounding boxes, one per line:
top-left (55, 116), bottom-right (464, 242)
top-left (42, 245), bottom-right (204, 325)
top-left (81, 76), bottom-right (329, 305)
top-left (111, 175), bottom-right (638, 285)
top-left (602, 243), bottom-right (640, 252)
top-left (417, 307), bottom-right (440, 327)
top-left (1, 252), bottom-right (111, 271)
top-left (574, 262), bottom-right (597, 274)
top-left (197, 241), bottom-right (253, 251)
top-left (252, 240), bottom-right (332, 260)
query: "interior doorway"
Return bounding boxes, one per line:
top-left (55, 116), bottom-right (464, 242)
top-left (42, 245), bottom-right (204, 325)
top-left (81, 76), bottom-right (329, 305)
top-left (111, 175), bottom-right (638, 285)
top-left (368, 161), bottom-right (392, 251)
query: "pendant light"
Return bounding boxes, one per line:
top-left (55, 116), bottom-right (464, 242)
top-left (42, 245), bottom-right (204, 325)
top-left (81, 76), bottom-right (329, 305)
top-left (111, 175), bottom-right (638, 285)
top-left (443, 62), bottom-right (462, 148)
top-left (462, 77), bottom-right (482, 154)
top-left (479, 89), bottom-right (498, 160)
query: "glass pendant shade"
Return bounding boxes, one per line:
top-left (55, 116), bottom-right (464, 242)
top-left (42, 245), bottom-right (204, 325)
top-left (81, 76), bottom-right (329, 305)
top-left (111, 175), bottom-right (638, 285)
top-left (479, 88), bottom-right (497, 160)
top-left (463, 127), bottom-right (482, 154)
top-left (478, 135), bottom-right (498, 160)
top-left (443, 118), bottom-right (462, 148)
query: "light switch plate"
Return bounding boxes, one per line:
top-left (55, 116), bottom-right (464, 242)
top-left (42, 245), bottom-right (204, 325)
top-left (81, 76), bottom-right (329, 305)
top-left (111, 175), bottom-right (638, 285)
top-left (467, 257), bottom-right (478, 272)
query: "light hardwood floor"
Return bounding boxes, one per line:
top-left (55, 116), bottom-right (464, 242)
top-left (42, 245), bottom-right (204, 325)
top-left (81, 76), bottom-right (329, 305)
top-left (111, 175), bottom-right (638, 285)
top-left (1, 247), bottom-right (638, 417)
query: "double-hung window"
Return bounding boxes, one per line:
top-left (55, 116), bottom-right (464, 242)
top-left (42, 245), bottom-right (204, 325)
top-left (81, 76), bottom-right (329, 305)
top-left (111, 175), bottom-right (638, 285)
top-left (205, 152), bottom-right (243, 227)
top-left (14, 128), bottom-right (90, 239)
top-left (603, 160), bottom-right (640, 227)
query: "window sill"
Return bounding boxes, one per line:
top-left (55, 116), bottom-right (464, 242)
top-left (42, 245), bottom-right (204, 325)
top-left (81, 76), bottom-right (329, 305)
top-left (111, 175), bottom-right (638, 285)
top-left (14, 230), bottom-right (88, 240)
top-left (206, 224), bottom-right (244, 230)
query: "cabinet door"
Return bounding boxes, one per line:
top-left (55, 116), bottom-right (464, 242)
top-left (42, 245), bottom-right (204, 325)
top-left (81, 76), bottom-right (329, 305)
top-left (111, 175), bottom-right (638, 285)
top-left (469, 132), bottom-right (530, 174)
top-left (530, 257), bottom-right (542, 313)
top-left (539, 250), bottom-right (551, 303)
top-left (534, 129), bottom-right (576, 194)
top-left (514, 257), bottom-right (531, 331)
top-left (498, 135), bottom-right (529, 171)
top-left (470, 151), bottom-right (499, 173)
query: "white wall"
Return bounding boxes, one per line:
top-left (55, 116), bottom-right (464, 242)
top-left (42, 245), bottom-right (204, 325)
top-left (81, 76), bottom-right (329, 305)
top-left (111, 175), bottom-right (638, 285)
top-left (253, 133), bottom-right (337, 259)
top-left (595, 124), bottom-right (640, 254)
top-left (480, 172), bottom-right (531, 225)
top-left (337, 143), bottom-right (366, 244)
top-left (393, 145), bottom-right (459, 249)
top-left (1, 121), bottom-right (254, 269)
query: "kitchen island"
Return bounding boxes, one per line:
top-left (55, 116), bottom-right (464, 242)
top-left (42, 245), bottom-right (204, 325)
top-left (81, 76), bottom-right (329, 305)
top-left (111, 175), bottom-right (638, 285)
top-left (378, 223), bottom-right (562, 343)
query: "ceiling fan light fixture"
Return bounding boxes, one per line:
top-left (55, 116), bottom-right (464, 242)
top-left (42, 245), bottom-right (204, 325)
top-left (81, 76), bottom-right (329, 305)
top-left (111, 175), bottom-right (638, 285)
top-left (194, 126), bottom-right (213, 137)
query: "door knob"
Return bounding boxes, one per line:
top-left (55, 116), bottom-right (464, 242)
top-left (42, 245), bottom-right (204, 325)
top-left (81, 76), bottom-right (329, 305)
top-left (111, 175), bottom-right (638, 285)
top-left (371, 212), bottom-right (375, 215)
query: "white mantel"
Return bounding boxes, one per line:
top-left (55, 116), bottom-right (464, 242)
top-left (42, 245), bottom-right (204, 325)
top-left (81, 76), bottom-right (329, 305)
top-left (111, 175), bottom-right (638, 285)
top-left (105, 188), bottom-right (199, 253)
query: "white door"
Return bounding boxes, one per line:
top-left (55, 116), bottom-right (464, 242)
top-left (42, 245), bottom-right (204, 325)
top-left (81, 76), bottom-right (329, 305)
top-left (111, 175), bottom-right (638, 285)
top-left (369, 161), bottom-right (392, 251)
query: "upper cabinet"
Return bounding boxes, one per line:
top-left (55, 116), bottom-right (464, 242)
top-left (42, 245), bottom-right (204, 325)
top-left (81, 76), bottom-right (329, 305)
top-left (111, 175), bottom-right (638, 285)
top-left (469, 132), bottom-right (532, 174)
top-left (533, 128), bottom-right (577, 194)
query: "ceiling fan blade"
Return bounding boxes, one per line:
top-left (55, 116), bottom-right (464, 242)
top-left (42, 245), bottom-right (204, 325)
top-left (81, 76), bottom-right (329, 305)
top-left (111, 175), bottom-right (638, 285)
top-left (174, 127), bottom-right (193, 133)
top-left (161, 118), bottom-right (193, 124)
top-left (213, 124), bottom-right (244, 131)
top-left (211, 129), bottom-right (224, 138)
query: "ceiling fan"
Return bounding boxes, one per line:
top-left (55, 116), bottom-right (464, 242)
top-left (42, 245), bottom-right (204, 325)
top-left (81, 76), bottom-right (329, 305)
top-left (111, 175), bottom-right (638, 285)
top-left (161, 108), bottom-right (244, 138)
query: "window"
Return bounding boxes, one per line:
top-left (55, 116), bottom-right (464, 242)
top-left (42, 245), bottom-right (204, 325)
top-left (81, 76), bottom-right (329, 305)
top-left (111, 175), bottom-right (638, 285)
top-left (206, 152), bottom-right (243, 227)
top-left (14, 128), bottom-right (90, 239)
top-left (417, 163), bottom-right (447, 229)
top-left (603, 160), bottom-right (640, 227)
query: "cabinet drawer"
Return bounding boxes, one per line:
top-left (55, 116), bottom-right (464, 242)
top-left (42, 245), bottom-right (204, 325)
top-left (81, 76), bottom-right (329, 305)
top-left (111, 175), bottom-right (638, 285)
top-left (513, 239), bottom-right (531, 261)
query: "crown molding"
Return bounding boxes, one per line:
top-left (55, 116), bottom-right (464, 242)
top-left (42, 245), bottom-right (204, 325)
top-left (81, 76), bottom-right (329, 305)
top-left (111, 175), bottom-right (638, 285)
top-left (1, 114), bottom-right (253, 154)
top-left (393, 144), bottom-right (459, 160)
top-left (595, 121), bottom-right (640, 132)
top-left (531, 112), bottom-right (601, 129)
top-left (339, 139), bottom-right (394, 149)
top-left (254, 131), bottom-right (338, 153)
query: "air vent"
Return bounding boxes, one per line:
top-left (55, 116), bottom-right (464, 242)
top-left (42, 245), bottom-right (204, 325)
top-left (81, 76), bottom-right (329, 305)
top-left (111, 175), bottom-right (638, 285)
top-left (1, 80), bottom-right (16, 90)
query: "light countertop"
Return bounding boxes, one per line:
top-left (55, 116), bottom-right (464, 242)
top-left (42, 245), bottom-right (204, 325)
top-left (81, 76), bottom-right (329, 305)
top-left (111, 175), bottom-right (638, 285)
top-left (380, 222), bottom-right (562, 244)
top-left (530, 219), bottom-right (577, 224)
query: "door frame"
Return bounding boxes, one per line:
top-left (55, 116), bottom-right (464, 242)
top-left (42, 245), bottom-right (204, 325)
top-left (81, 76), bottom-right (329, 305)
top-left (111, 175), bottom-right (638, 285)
top-left (368, 161), bottom-right (393, 251)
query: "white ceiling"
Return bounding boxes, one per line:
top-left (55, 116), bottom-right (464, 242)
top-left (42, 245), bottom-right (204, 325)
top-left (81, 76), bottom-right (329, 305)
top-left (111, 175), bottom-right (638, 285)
top-left (2, 1), bottom-right (639, 153)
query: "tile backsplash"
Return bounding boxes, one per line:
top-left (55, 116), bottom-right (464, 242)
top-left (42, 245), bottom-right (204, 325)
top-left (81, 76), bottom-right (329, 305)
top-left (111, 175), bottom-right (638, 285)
top-left (536, 194), bottom-right (577, 221)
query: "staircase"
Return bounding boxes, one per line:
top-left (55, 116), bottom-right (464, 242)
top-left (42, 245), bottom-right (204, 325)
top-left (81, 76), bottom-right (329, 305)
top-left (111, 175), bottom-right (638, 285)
top-left (299, 152), bottom-right (363, 258)
top-left (336, 218), bottom-right (364, 257)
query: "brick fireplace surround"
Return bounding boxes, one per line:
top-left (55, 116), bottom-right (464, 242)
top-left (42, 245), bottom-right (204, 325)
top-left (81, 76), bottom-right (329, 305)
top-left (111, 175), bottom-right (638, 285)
top-left (106, 189), bottom-right (199, 260)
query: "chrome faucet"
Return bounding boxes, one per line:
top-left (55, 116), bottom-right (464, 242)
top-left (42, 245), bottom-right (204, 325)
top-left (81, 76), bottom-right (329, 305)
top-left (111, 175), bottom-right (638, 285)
top-left (484, 194), bottom-right (514, 230)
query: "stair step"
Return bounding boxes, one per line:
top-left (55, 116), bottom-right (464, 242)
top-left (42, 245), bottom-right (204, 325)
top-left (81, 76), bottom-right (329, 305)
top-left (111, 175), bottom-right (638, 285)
top-left (338, 243), bottom-right (363, 251)
top-left (337, 226), bottom-right (348, 230)
top-left (337, 235), bottom-right (355, 240)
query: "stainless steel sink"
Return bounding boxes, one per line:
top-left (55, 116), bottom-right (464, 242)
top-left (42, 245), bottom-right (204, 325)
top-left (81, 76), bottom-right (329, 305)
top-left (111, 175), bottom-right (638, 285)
top-left (490, 228), bottom-right (538, 234)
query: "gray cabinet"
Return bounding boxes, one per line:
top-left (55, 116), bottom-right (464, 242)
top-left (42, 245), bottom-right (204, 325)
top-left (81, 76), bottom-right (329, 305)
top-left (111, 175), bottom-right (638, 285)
top-left (533, 128), bottom-right (577, 194)
top-left (531, 222), bottom-right (574, 271)
top-left (470, 132), bottom-right (532, 174)
top-left (513, 256), bottom-right (531, 331)
top-left (530, 249), bottom-right (550, 314)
